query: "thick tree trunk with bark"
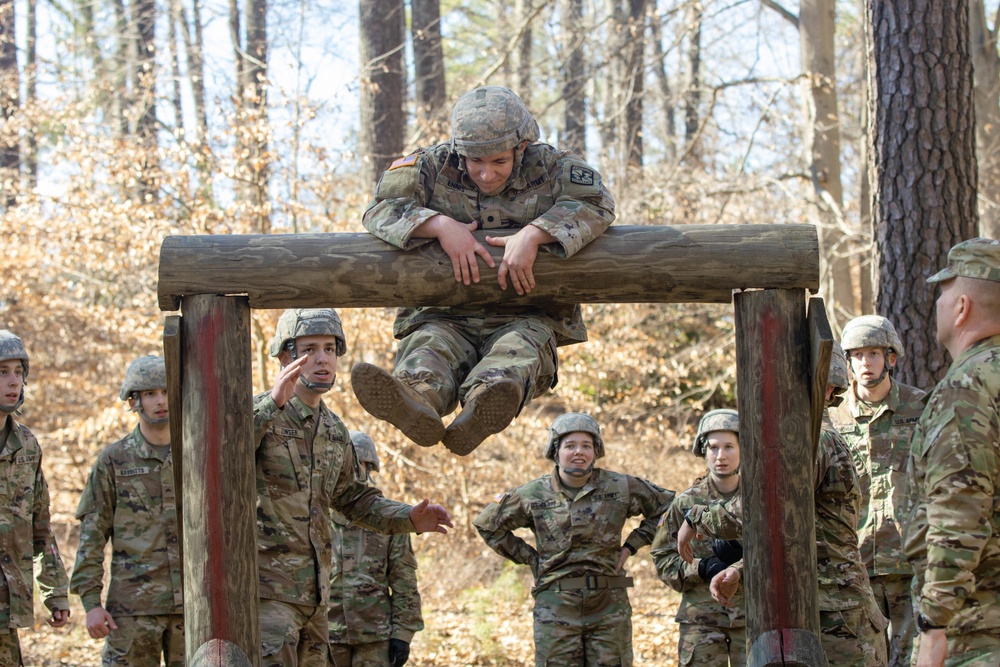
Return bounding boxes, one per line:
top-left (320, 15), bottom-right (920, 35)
top-left (515, 0), bottom-right (533, 106)
top-left (561, 0), bottom-right (586, 156)
top-left (867, 0), bottom-right (979, 388)
top-left (650, 5), bottom-right (676, 161)
top-left (0, 0), bottom-right (18, 207)
top-left (684, 2), bottom-right (702, 161)
top-left (24, 0), bottom-right (36, 189)
top-left (624, 0), bottom-right (647, 169)
top-left (411, 0), bottom-right (446, 138)
top-left (800, 0), bottom-right (852, 326)
top-left (359, 0), bottom-right (405, 189)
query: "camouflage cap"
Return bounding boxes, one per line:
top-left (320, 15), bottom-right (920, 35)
top-left (927, 238), bottom-right (1000, 284)
top-left (0, 330), bottom-right (29, 381)
top-left (544, 412), bottom-right (605, 461)
top-left (841, 315), bottom-right (905, 359)
top-left (349, 430), bottom-right (380, 473)
top-left (692, 409), bottom-right (739, 457)
top-left (120, 355), bottom-right (167, 400)
top-left (451, 86), bottom-right (540, 158)
top-left (269, 308), bottom-right (347, 358)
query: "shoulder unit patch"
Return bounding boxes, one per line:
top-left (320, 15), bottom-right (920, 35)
top-left (569, 165), bottom-right (595, 186)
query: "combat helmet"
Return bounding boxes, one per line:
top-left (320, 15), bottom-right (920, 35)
top-left (544, 412), bottom-right (605, 461)
top-left (0, 330), bottom-right (29, 413)
top-left (121, 356), bottom-right (168, 425)
top-left (692, 409), bottom-right (739, 457)
top-left (450, 87), bottom-right (540, 159)
top-left (828, 342), bottom-right (850, 407)
top-left (349, 430), bottom-right (380, 474)
top-left (841, 315), bottom-right (904, 359)
top-left (269, 308), bottom-right (347, 358)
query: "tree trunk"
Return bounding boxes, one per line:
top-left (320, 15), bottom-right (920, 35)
top-left (167, 0), bottom-right (185, 135)
top-left (24, 0), bottom-right (36, 189)
top-left (411, 0), bottom-right (446, 138)
top-left (111, 0), bottom-right (130, 137)
top-left (0, 0), bottom-right (18, 207)
top-left (650, 4), bottom-right (676, 161)
top-left (134, 0), bottom-right (158, 202)
top-left (867, 0), bottom-right (979, 388)
top-left (231, 0), bottom-right (270, 233)
top-left (857, 0), bottom-right (873, 314)
top-left (684, 1), bottom-right (702, 161)
top-left (515, 0), bottom-right (532, 106)
top-left (624, 0), bottom-right (647, 169)
top-left (359, 0), bottom-right (405, 188)
top-left (969, 0), bottom-right (1000, 239)
top-left (561, 0), bottom-right (587, 156)
top-left (800, 0), bottom-right (852, 325)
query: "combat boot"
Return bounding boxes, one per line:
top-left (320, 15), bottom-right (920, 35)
top-left (442, 379), bottom-right (522, 456)
top-left (351, 362), bottom-right (445, 447)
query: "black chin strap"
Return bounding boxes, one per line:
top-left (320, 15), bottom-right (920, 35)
top-left (298, 374), bottom-right (335, 393)
top-left (0, 389), bottom-right (25, 414)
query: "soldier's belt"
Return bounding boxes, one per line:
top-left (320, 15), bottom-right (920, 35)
top-left (556, 575), bottom-right (634, 591)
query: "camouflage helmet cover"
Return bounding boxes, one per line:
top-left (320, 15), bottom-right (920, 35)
top-left (349, 430), bottom-right (380, 473)
top-left (840, 315), bottom-right (905, 359)
top-left (692, 409), bottom-right (739, 457)
top-left (0, 330), bottom-right (29, 381)
top-left (120, 355), bottom-right (167, 400)
top-left (451, 86), bottom-right (540, 158)
top-left (827, 342), bottom-right (850, 407)
top-left (269, 308), bottom-right (347, 358)
top-left (544, 412), bottom-right (605, 461)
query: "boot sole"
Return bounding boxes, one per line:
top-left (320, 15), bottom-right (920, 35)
top-left (443, 382), bottom-right (521, 456)
top-left (351, 363), bottom-right (445, 447)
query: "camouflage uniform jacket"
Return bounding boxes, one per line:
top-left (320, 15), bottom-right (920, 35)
top-left (0, 417), bottom-right (68, 628)
top-left (650, 475), bottom-right (745, 628)
top-left (832, 379), bottom-right (927, 576)
top-left (689, 417), bottom-right (878, 613)
top-left (473, 467), bottom-right (673, 594)
top-left (328, 511), bottom-right (424, 644)
top-left (363, 142), bottom-right (616, 347)
top-left (903, 334), bottom-right (1000, 633)
top-left (254, 393), bottom-right (415, 606)
top-left (70, 425), bottom-right (183, 615)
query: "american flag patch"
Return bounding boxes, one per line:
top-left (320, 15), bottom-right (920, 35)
top-left (657, 513), bottom-right (666, 528)
top-left (494, 492), bottom-right (508, 503)
top-left (389, 154), bottom-right (417, 170)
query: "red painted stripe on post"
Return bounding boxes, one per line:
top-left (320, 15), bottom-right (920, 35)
top-left (760, 309), bottom-right (790, 631)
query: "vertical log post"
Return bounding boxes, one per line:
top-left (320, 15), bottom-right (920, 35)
top-left (163, 316), bottom-right (185, 584)
top-left (735, 289), bottom-right (825, 667)
top-left (181, 295), bottom-right (260, 667)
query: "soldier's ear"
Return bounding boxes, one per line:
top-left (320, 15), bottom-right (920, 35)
top-left (886, 351), bottom-right (897, 369)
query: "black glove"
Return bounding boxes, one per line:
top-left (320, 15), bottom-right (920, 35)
top-left (388, 638), bottom-right (410, 667)
top-left (712, 539), bottom-right (743, 565)
top-left (697, 556), bottom-right (730, 583)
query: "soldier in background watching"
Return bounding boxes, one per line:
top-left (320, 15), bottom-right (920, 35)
top-left (832, 315), bottom-right (927, 667)
top-left (328, 431), bottom-right (423, 667)
top-left (0, 330), bottom-right (70, 666)
top-left (474, 413), bottom-right (673, 667)
top-left (70, 355), bottom-right (183, 666)
top-left (902, 238), bottom-right (1000, 667)
top-left (352, 86), bottom-right (616, 455)
top-left (651, 409), bottom-right (746, 667)
top-left (681, 344), bottom-right (888, 667)
top-left (255, 308), bottom-right (451, 667)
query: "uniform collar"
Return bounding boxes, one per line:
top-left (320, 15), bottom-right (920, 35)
top-left (550, 465), bottom-right (599, 496)
top-left (950, 333), bottom-right (1000, 369)
top-left (131, 424), bottom-right (171, 462)
top-left (0, 414), bottom-right (24, 456)
top-left (285, 394), bottom-right (322, 422)
top-left (848, 379), bottom-right (900, 418)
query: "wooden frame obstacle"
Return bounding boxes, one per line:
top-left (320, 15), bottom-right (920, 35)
top-left (158, 223), bottom-right (831, 667)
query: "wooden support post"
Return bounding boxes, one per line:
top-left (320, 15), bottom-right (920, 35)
top-left (735, 289), bottom-right (824, 667)
top-left (180, 295), bottom-right (260, 667)
top-left (157, 224), bottom-right (819, 310)
top-left (807, 298), bottom-right (834, 453)
top-left (163, 316), bottom-right (185, 585)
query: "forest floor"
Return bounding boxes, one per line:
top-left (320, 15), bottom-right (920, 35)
top-left (18, 303), bottom-right (732, 666)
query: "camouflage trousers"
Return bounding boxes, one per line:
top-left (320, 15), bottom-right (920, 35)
top-left (870, 574), bottom-right (914, 667)
top-left (329, 640), bottom-right (389, 667)
top-left (394, 316), bottom-right (557, 416)
top-left (820, 605), bottom-right (888, 667)
top-left (677, 622), bottom-right (746, 667)
top-left (532, 587), bottom-right (633, 667)
top-left (911, 631), bottom-right (1000, 667)
top-left (0, 628), bottom-right (22, 667)
top-left (260, 599), bottom-right (329, 667)
top-left (101, 614), bottom-right (184, 667)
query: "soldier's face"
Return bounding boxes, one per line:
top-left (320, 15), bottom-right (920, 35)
top-left (558, 432), bottom-right (595, 470)
top-left (293, 335), bottom-right (339, 385)
top-left (132, 388), bottom-right (169, 423)
top-left (848, 347), bottom-right (891, 384)
top-left (465, 150), bottom-right (516, 195)
top-left (0, 360), bottom-right (24, 409)
top-left (705, 431), bottom-right (739, 476)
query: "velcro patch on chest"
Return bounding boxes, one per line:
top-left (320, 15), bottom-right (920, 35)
top-left (272, 427), bottom-right (304, 439)
top-left (14, 453), bottom-right (38, 465)
top-left (116, 466), bottom-right (151, 477)
top-left (389, 155), bottom-right (417, 170)
top-left (592, 492), bottom-right (621, 501)
top-left (530, 500), bottom-right (559, 510)
top-left (892, 416), bottom-right (920, 426)
top-left (569, 166), bottom-right (595, 185)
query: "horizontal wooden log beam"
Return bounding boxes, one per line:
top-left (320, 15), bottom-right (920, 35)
top-left (157, 224), bottom-right (819, 311)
